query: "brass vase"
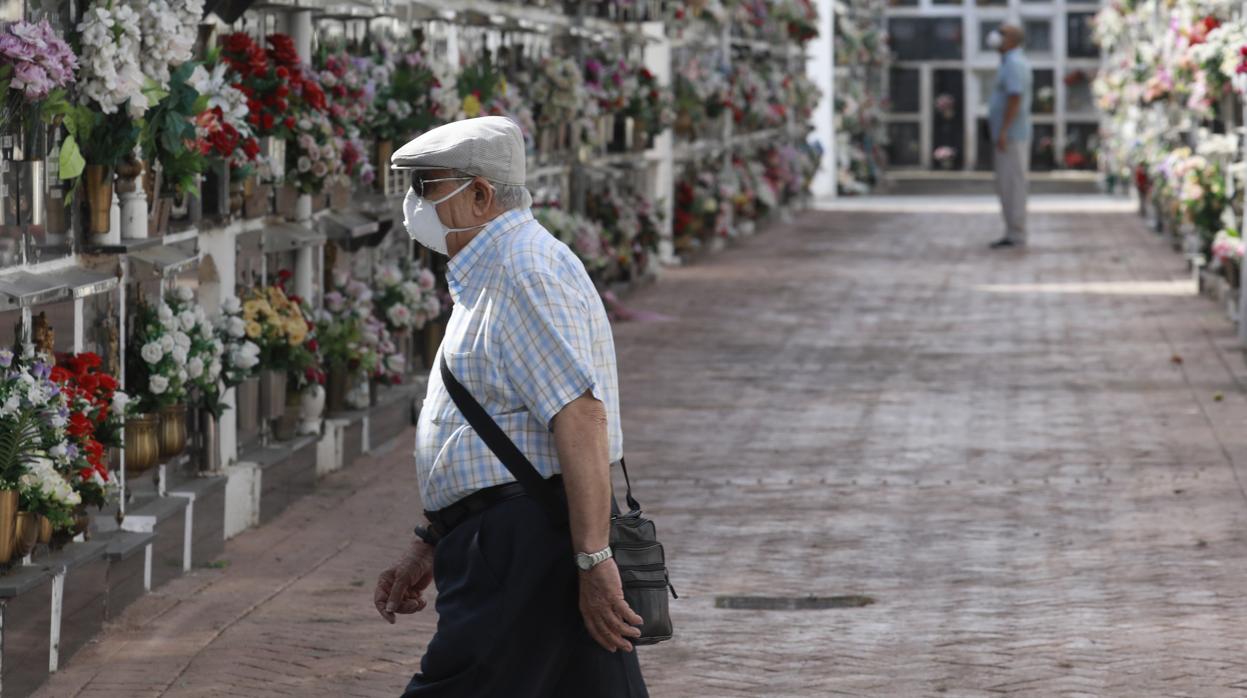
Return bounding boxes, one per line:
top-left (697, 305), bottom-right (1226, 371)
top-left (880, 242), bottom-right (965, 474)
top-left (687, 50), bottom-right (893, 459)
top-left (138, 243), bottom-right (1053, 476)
top-left (0, 490), bottom-right (18, 564)
top-left (14, 512), bottom-right (37, 558)
top-left (84, 164), bottom-right (113, 236)
top-left (124, 413), bottom-right (161, 474)
top-left (37, 515), bottom-right (51, 544)
top-left (159, 403), bottom-right (189, 458)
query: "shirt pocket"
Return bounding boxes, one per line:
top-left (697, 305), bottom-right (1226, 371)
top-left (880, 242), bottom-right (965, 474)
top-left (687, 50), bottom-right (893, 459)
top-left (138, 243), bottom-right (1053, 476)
top-left (434, 349), bottom-right (521, 423)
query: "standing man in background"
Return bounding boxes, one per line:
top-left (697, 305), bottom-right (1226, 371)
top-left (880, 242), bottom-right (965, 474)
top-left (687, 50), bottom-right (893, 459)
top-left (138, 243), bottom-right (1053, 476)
top-left (987, 23), bottom-right (1033, 249)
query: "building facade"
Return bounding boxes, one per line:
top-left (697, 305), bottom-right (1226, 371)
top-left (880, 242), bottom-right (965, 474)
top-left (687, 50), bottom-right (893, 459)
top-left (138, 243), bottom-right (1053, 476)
top-left (883, 0), bottom-right (1101, 172)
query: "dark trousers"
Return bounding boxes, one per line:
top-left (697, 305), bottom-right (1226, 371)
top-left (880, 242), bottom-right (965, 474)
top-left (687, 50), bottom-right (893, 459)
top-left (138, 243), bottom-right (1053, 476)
top-left (401, 494), bottom-right (649, 698)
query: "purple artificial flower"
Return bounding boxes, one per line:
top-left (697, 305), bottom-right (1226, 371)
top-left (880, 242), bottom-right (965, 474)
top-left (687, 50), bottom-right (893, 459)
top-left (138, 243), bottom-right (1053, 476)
top-left (0, 350), bottom-right (13, 368)
top-left (31, 361), bottom-right (49, 380)
top-left (65, 442), bottom-right (78, 460)
top-left (12, 62), bottom-right (53, 100)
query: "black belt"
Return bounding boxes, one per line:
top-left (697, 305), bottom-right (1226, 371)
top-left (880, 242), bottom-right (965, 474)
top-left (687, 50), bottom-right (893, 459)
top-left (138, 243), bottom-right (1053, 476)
top-left (425, 476), bottom-right (563, 539)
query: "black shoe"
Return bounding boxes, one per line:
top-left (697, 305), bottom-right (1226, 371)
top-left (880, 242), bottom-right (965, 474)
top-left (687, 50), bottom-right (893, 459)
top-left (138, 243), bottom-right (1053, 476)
top-left (989, 238), bottom-right (1016, 249)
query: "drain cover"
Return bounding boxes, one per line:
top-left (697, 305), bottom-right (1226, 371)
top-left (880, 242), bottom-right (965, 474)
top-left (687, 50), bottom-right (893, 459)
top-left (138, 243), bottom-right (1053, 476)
top-left (714, 595), bottom-right (875, 610)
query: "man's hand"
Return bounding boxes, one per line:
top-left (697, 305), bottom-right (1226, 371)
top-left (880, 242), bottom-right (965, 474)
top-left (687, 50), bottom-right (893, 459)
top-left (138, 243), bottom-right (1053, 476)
top-left (579, 558), bottom-right (643, 652)
top-left (374, 539), bottom-right (435, 624)
top-left (996, 133), bottom-right (1008, 153)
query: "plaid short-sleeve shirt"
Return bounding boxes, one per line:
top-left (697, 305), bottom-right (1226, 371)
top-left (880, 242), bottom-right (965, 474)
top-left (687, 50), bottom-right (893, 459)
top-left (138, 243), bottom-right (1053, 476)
top-left (414, 208), bottom-right (623, 511)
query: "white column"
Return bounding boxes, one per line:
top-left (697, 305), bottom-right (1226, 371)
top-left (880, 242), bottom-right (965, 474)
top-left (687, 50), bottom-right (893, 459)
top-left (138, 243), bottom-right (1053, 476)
top-left (643, 21), bottom-right (675, 264)
top-left (808, 0), bottom-right (836, 199)
top-left (290, 10), bottom-right (314, 63)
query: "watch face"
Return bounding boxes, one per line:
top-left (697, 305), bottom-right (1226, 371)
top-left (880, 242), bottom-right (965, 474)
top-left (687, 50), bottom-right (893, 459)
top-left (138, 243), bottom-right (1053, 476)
top-left (575, 554), bottom-right (591, 571)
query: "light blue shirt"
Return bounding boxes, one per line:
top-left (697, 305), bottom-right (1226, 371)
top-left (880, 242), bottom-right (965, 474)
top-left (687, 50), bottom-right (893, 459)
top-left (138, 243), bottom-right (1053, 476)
top-left (989, 48), bottom-right (1032, 143)
top-left (414, 207), bottom-right (623, 511)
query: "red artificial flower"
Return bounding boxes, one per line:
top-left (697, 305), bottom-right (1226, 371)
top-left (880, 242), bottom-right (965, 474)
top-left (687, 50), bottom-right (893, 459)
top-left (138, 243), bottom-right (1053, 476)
top-left (50, 366), bottom-right (73, 384)
top-left (97, 374), bottom-right (117, 391)
top-left (242, 138), bottom-right (260, 159)
top-left (274, 98), bottom-right (288, 113)
top-left (68, 413), bottom-right (94, 439)
top-left (302, 81), bottom-right (327, 111)
top-left (277, 269), bottom-right (293, 282)
top-left (79, 353), bottom-right (102, 369)
top-left (276, 66), bottom-right (290, 79)
top-left (261, 112), bottom-right (275, 131)
top-left (306, 338), bottom-right (319, 353)
top-left (247, 113), bottom-right (260, 126)
top-left (79, 468), bottom-right (95, 482)
top-left (78, 373), bottom-right (101, 394)
top-left (283, 117), bottom-right (295, 130)
top-left (266, 34), bottom-right (300, 68)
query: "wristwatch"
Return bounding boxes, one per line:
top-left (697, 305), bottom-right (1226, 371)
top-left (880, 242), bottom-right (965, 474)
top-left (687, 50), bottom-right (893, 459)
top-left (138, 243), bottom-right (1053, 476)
top-left (575, 545), bottom-right (613, 572)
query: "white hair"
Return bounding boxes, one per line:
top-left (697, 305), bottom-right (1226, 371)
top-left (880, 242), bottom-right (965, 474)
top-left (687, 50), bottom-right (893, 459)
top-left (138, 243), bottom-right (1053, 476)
top-left (493, 182), bottom-right (532, 211)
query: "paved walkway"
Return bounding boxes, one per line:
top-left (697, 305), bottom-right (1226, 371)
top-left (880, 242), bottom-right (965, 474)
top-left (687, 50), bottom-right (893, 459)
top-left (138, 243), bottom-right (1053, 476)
top-left (37, 196), bottom-right (1247, 697)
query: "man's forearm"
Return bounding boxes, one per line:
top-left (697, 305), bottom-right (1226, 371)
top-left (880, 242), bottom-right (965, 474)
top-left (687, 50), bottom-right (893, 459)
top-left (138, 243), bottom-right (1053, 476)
top-left (553, 392), bottom-right (612, 553)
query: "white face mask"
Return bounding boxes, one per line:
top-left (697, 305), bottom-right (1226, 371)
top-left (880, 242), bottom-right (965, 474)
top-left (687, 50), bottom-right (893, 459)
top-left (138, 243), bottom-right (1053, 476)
top-left (986, 30), bottom-right (1004, 50)
top-left (402, 178), bottom-right (478, 256)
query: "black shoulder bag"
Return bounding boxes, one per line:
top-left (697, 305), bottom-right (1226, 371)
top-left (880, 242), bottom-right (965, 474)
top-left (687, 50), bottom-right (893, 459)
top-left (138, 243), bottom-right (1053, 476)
top-left (440, 356), bottom-right (676, 645)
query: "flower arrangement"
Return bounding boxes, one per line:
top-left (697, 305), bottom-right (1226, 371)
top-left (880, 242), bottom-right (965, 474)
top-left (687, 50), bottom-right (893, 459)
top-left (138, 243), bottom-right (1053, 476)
top-left (528, 56), bottom-right (585, 128)
top-left (589, 188), bottom-right (663, 282)
top-left (933, 146), bottom-right (957, 168)
top-left (288, 110), bottom-right (347, 194)
top-left (776, 0), bottom-right (819, 43)
top-left (368, 48), bottom-right (449, 142)
top-left (0, 19), bottom-right (77, 128)
top-left (153, 292), bottom-right (223, 418)
top-left (216, 296), bottom-right (262, 389)
top-left (190, 60), bottom-right (262, 175)
top-left (373, 262), bottom-right (441, 334)
top-left (1212, 228), bottom-right (1245, 265)
top-left (77, 0), bottom-right (146, 118)
top-left (673, 54), bottom-right (728, 138)
top-left (674, 168), bottom-right (724, 248)
top-left (48, 352), bottom-right (125, 510)
top-left (934, 93), bottom-right (956, 120)
top-left (134, 0), bottom-right (202, 90)
top-left (316, 271), bottom-right (377, 377)
top-left (363, 317), bottom-right (404, 387)
top-left (318, 50), bottom-right (374, 184)
top-left (242, 273), bottom-right (310, 371)
top-left (220, 33), bottom-right (320, 140)
top-left (623, 64), bottom-right (673, 144)
top-left (128, 294), bottom-right (194, 413)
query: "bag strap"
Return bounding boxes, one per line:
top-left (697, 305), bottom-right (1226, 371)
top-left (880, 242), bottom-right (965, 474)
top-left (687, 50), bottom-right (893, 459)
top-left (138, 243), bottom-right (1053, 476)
top-left (440, 355), bottom-right (565, 520)
top-left (439, 355), bottom-right (641, 518)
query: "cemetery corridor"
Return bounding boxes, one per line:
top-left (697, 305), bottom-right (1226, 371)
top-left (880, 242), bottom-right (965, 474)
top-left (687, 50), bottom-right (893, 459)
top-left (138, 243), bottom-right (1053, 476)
top-left (35, 196), bottom-right (1247, 698)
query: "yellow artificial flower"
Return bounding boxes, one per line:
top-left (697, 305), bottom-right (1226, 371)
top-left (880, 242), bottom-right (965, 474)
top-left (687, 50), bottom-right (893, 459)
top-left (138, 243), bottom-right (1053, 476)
top-left (462, 93), bottom-right (482, 118)
top-left (245, 320), bottom-right (262, 339)
top-left (286, 319), bottom-right (307, 346)
top-left (242, 298), bottom-right (262, 320)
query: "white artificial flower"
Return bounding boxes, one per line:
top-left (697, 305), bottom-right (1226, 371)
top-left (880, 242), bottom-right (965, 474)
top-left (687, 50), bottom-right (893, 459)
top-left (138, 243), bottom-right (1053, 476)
top-left (112, 390), bottom-right (130, 416)
top-left (178, 311), bottom-right (195, 332)
top-left (174, 331), bottom-right (192, 349)
top-left (0, 395), bottom-right (20, 418)
top-left (141, 341), bottom-right (164, 364)
top-left (159, 334), bottom-right (176, 354)
top-left (208, 360), bottom-right (222, 380)
top-left (222, 296), bottom-right (242, 314)
top-left (187, 357), bottom-right (204, 379)
top-left (177, 368), bottom-right (188, 383)
top-left (171, 346), bottom-right (189, 366)
top-left (177, 286), bottom-right (194, 302)
top-left (149, 375), bottom-right (169, 394)
top-left (158, 303), bottom-right (174, 322)
top-left (228, 316), bottom-right (246, 338)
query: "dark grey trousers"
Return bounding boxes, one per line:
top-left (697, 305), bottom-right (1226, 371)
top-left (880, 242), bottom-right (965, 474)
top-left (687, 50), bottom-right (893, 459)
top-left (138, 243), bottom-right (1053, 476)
top-left (401, 495), bottom-right (649, 698)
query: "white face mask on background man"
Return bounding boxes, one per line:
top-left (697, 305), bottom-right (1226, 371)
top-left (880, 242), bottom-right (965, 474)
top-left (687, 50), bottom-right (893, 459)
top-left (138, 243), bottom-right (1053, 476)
top-left (986, 30), bottom-right (1003, 50)
top-left (402, 178), bottom-right (478, 256)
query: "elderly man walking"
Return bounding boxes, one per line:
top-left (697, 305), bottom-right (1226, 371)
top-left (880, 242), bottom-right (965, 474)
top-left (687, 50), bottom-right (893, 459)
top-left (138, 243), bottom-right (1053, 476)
top-left (987, 23), bottom-right (1033, 249)
top-left (372, 116), bottom-right (649, 697)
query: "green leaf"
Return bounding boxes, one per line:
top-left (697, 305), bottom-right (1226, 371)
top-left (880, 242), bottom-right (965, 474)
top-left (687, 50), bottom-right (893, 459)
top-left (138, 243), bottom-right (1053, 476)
top-left (58, 134), bottom-right (85, 181)
top-left (192, 93), bottom-right (210, 115)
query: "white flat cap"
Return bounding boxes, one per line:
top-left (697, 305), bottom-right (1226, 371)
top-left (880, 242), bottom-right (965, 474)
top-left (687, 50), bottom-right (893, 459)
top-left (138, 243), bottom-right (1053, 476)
top-left (390, 116), bottom-right (527, 186)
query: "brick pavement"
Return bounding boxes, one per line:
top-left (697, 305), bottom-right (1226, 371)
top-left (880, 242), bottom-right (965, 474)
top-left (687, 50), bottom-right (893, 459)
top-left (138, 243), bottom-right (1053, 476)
top-left (34, 196), bottom-right (1247, 697)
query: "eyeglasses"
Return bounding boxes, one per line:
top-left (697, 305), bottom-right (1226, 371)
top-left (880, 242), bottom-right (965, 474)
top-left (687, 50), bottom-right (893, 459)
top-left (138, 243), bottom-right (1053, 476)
top-left (412, 175), bottom-right (473, 199)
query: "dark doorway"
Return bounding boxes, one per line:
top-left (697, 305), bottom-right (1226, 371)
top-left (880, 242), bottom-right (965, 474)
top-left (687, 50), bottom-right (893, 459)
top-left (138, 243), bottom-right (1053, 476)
top-left (931, 69), bottom-right (964, 170)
